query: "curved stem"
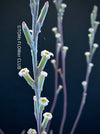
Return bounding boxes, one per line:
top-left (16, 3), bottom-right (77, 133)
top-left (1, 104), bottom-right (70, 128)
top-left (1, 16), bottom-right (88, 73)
top-left (70, 53), bottom-right (93, 134)
top-left (59, 13), bottom-right (67, 134)
top-left (47, 39), bottom-right (59, 133)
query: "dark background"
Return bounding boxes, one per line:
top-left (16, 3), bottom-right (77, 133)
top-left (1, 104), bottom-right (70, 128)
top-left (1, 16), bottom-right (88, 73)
top-left (0, 0), bottom-right (100, 134)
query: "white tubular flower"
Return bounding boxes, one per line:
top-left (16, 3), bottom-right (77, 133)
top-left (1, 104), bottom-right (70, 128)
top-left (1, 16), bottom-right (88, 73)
top-left (27, 128), bottom-right (37, 134)
top-left (88, 33), bottom-right (92, 37)
top-left (18, 68), bottom-right (35, 88)
top-left (51, 59), bottom-right (56, 68)
top-left (62, 46), bottom-right (69, 56)
top-left (61, 3), bottom-right (67, 8)
top-left (42, 112), bottom-right (53, 130)
top-left (84, 52), bottom-right (90, 63)
top-left (88, 28), bottom-right (94, 33)
top-left (40, 97), bottom-right (49, 107)
top-left (94, 21), bottom-right (100, 25)
top-left (38, 50), bottom-right (54, 71)
top-left (89, 63), bottom-right (94, 74)
top-left (94, 21), bottom-right (100, 31)
top-left (43, 112), bottom-right (52, 120)
top-left (84, 52), bottom-right (90, 56)
top-left (82, 81), bottom-right (87, 90)
top-left (42, 131), bottom-right (47, 134)
top-left (52, 27), bottom-right (57, 33)
top-left (93, 43), bottom-right (99, 53)
top-left (55, 33), bottom-right (61, 38)
top-left (18, 68), bottom-right (29, 77)
top-left (51, 59), bottom-right (56, 64)
top-left (40, 71), bottom-right (48, 77)
top-left (57, 43), bottom-right (62, 51)
top-left (56, 85), bottom-right (63, 94)
top-left (89, 63), bottom-right (94, 67)
top-left (93, 43), bottom-right (99, 48)
top-left (41, 50), bottom-right (54, 60)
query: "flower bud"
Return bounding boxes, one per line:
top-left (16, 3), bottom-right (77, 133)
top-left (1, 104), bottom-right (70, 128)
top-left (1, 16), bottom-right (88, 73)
top-left (37, 2), bottom-right (49, 33)
top-left (82, 81), bottom-right (87, 91)
top-left (39, 71), bottom-right (48, 91)
top-left (22, 22), bottom-right (33, 47)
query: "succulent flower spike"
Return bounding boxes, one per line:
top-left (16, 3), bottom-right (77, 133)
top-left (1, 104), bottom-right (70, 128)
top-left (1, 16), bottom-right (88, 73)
top-left (37, 1), bottom-right (49, 34)
top-left (22, 22), bottom-right (33, 48)
top-left (39, 97), bottom-right (49, 111)
top-left (41, 112), bottom-right (52, 130)
top-left (39, 71), bottom-right (48, 91)
top-left (38, 50), bottom-right (54, 71)
top-left (18, 68), bottom-right (35, 89)
top-left (27, 128), bottom-right (37, 134)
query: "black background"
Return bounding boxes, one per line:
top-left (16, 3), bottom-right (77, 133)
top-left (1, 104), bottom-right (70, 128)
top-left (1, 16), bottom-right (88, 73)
top-left (0, 0), bottom-right (100, 134)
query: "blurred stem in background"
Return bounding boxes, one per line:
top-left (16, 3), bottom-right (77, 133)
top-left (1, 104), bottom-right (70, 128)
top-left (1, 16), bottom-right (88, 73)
top-left (70, 5), bottom-right (99, 134)
top-left (47, 0), bottom-right (68, 134)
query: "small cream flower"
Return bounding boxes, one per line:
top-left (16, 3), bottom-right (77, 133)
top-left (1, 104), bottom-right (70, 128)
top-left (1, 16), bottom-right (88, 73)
top-left (62, 46), bottom-right (69, 55)
top-left (88, 33), bottom-right (92, 37)
top-left (61, 3), bottom-right (67, 8)
top-left (39, 97), bottom-right (49, 106)
top-left (43, 112), bottom-right (52, 120)
top-left (58, 85), bottom-right (63, 90)
top-left (84, 52), bottom-right (90, 56)
top-left (41, 50), bottom-right (54, 60)
top-left (89, 63), bottom-right (94, 68)
top-left (63, 46), bottom-right (69, 51)
top-left (18, 68), bottom-right (29, 77)
top-left (82, 81), bottom-right (87, 87)
top-left (40, 71), bottom-right (48, 77)
top-left (52, 27), bottom-right (57, 32)
top-left (94, 21), bottom-right (100, 25)
top-left (88, 28), bottom-right (94, 33)
top-left (51, 59), bottom-right (56, 64)
top-left (27, 128), bottom-right (37, 134)
top-left (55, 33), bottom-right (61, 38)
top-left (93, 43), bottom-right (99, 48)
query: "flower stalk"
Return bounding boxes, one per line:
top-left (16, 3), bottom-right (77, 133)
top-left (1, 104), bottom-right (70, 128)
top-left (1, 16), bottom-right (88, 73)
top-left (47, 1), bottom-right (68, 134)
top-left (19, 0), bottom-right (53, 134)
top-left (70, 5), bottom-right (99, 134)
